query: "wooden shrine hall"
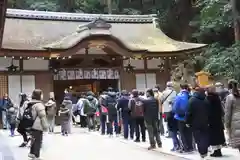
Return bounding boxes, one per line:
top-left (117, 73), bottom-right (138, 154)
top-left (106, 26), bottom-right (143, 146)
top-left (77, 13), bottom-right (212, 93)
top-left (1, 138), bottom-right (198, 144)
top-left (0, 7), bottom-right (207, 104)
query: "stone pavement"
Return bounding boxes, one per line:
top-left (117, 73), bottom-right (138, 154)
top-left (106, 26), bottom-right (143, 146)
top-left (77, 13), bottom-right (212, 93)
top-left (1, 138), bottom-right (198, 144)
top-left (89, 127), bottom-right (240, 160)
top-left (0, 127), bottom-right (186, 160)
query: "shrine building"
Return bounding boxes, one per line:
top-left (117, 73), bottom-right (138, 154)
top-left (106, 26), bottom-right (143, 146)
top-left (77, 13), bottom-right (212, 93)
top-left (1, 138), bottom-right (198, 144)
top-left (0, 9), bottom-right (207, 104)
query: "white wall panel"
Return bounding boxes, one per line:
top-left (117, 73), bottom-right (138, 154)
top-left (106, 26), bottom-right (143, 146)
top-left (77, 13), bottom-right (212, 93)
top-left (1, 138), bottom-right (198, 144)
top-left (22, 75), bottom-right (35, 97)
top-left (0, 58), bottom-right (19, 71)
top-left (123, 59), bottom-right (144, 69)
top-left (136, 74), bottom-right (146, 92)
top-left (23, 59), bottom-right (49, 70)
top-left (146, 73), bottom-right (156, 88)
top-left (147, 59), bottom-right (163, 69)
top-left (8, 75), bottom-right (21, 105)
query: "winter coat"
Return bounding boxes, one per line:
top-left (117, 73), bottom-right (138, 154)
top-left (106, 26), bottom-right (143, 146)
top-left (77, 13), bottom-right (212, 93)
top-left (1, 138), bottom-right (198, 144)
top-left (117, 96), bottom-right (130, 118)
top-left (31, 100), bottom-right (48, 132)
top-left (225, 93), bottom-right (240, 148)
top-left (0, 98), bottom-right (13, 111)
top-left (104, 92), bottom-right (117, 118)
top-left (59, 106), bottom-right (70, 124)
top-left (142, 96), bottom-right (159, 123)
top-left (7, 107), bottom-right (17, 125)
top-left (128, 97), bottom-right (144, 118)
top-left (17, 100), bottom-right (29, 122)
top-left (45, 100), bottom-right (56, 119)
top-left (154, 92), bottom-right (163, 113)
top-left (207, 92), bottom-right (225, 146)
top-left (186, 91), bottom-right (210, 130)
top-left (172, 90), bottom-right (190, 121)
top-left (161, 87), bottom-right (177, 113)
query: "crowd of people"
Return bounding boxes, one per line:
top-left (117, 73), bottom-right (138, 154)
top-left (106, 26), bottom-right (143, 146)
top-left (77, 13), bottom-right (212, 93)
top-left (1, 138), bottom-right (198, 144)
top-left (1, 79), bottom-right (240, 160)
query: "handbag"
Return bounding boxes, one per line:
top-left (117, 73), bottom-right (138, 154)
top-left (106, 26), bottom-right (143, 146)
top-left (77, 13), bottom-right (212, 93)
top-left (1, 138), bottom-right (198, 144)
top-left (101, 106), bottom-right (108, 115)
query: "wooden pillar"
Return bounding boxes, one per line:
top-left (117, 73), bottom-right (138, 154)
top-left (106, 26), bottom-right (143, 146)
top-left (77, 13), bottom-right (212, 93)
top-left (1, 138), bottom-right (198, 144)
top-left (0, 0), bottom-right (7, 47)
top-left (19, 59), bottom-right (23, 92)
top-left (143, 58), bottom-right (148, 88)
top-left (164, 58), bottom-right (171, 82)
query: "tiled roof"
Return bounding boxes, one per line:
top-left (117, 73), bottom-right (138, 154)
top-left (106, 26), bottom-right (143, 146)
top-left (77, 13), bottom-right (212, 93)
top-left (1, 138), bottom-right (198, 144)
top-left (2, 9), bottom-right (207, 53)
top-left (6, 9), bottom-right (155, 23)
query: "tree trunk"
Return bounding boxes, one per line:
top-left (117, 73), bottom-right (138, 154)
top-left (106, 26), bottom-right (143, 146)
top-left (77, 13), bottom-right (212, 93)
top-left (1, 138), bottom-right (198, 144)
top-left (107, 0), bottom-right (112, 14)
top-left (231, 0), bottom-right (240, 41)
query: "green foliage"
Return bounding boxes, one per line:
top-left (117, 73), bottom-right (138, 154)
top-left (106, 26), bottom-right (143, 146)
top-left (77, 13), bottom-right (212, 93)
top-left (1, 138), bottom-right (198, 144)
top-left (29, 1), bottom-right (60, 11)
top-left (203, 42), bottom-right (240, 81)
top-left (191, 0), bottom-right (232, 41)
top-left (74, 0), bottom-right (106, 13)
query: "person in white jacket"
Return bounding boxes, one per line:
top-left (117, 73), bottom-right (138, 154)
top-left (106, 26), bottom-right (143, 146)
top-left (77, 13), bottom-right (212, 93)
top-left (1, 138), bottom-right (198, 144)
top-left (161, 81), bottom-right (177, 137)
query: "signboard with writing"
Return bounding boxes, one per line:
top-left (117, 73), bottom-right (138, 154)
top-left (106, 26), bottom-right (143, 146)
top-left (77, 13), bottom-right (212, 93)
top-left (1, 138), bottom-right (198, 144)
top-left (55, 68), bottom-right (120, 80)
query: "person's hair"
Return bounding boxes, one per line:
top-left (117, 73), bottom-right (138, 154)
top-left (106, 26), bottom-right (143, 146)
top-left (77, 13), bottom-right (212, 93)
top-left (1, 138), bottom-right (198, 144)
top-left (121, 90), bottom-right (128, 96)
top-left (228, 80), bottom-right (240, 97)
top-left (195, 87), bottom-right (205, 94)
top-left (180, 83), bottom-right (189, 90)
top-left (146, 88), bottom-right (154, 97)
top-left (206, 85), bottom-right (216, 94)
top-left (49, 92), bottom-right (55, 101)
top-left (132, 89), bottom-right (139, 97)
top-left (32, 89), bottom-right (43, 100)
top-left (20, 93), bottom-right (27, 107)
top-left (155, 84), bottom-right (161, 91)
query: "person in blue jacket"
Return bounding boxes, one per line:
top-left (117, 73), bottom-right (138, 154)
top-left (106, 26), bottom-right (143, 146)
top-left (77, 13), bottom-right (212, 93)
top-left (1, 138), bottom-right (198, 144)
top-left (172, 84), bottom-right (193, 153)
top-left (0, 93), bottom-right (13, 129)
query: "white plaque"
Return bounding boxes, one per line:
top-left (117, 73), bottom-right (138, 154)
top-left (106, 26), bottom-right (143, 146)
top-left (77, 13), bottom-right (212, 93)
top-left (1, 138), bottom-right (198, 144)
top-left (91, 69), bottom-right (99, 79)
top-left (75, 69), bottom-right (83, 79)
top-left (67, 70), bottom-right (75, 80)
top-left (114, 70), bottom-right (119, 79)
top-left (84, 70), bottom-right (91, 79)
top-left (99, 70), bottom-right (107, 79)
top-left (58, 70), bottom-right (67, 80)
top-left (107, 69), bottom-right (114, 79)
top-left (53, 74), bottom-right (58, 80)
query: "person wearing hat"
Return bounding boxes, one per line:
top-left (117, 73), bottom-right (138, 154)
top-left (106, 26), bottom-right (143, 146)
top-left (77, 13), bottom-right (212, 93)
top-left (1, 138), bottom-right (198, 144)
top-left (161, 81), bottom-right (177, 137)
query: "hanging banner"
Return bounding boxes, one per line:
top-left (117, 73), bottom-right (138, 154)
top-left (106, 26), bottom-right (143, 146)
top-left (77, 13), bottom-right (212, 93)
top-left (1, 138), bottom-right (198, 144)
top-left (114, 70), bottom-right (120, 79)
top-left (58, 70), bottom-right (67, 80)
top-left (98, 70), bottom-right (107, 79)
top-left (91, 69), bottom-right (99, 79)
top-left (84, 70), bottom-right (91, 79)
top-left (106, 69), bottom-right (114, 79)
top-left (55, 68), bottom-right (119, 80)
top-left (67, 70), bottom-right (75, 80)
top-left (75, 69), bottom-right (84, 79)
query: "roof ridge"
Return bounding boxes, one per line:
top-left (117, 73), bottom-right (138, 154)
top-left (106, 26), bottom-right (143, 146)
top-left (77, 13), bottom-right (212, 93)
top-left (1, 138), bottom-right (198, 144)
top-left (6, 9), bottom-right (156, 23)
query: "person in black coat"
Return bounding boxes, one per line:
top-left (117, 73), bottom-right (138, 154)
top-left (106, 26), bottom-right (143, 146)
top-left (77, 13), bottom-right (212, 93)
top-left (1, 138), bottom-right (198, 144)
top-left (206, 86), bottom-right (225, 157)
top-left (186, 88), bottom-right (210, 159)
top-left (117, 90), bottom-right (133, 139)
top-left (143, 89), bottom-right (162, 150)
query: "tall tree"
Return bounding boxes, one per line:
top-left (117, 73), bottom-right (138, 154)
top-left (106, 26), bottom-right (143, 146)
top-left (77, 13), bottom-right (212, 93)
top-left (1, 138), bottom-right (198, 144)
top-left (231, 0), bottom-right (240, 41)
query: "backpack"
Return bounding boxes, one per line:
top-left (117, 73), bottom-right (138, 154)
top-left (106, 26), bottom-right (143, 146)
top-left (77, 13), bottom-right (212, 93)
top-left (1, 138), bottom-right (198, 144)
top-left (22, 102), bottom-right (38, 129)
top-left (133, 98), bottom-right (144, 117)
top-left (106, 96), bottom-right (117, 116)
top-left (83, 99), bottom-right (95, 115)
top-left (175, 92), bottom-right (190, 117)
